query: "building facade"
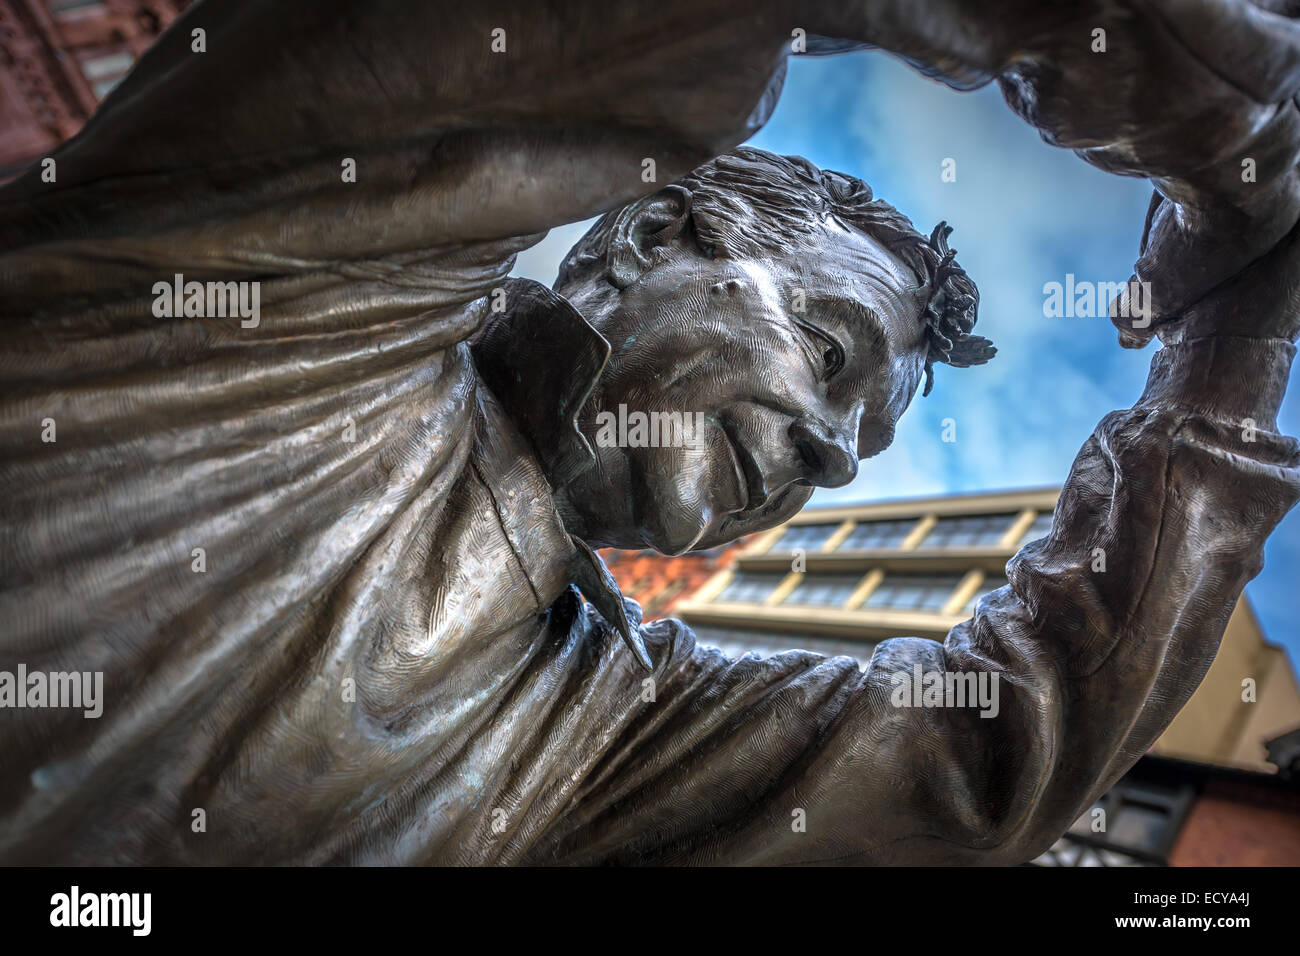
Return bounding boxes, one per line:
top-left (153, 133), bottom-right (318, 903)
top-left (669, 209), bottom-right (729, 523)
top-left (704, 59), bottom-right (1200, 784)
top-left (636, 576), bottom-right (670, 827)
top-left (0, 0), bottom-right (190, 177)
top-left (604, 486), bottom-right (1300, 865)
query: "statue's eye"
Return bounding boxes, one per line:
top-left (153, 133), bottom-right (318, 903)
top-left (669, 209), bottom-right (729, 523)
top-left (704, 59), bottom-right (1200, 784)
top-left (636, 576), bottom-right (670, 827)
top-left (794, 318), bottom-right (845, 379)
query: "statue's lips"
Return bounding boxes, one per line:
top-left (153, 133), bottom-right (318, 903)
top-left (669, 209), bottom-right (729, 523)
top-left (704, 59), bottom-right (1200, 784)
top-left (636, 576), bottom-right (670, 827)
top-left (719, 418), bottom-right (770, 516)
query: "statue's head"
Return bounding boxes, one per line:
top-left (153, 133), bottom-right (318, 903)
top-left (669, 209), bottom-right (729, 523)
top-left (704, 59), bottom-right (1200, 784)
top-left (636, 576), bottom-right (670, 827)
top-left (553, 147), bottom-right (994, 555)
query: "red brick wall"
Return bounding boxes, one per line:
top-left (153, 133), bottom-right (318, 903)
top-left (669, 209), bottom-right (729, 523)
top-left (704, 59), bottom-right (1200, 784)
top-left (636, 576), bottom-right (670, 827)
top-left (0, 0), bottom-right (190, 174)
top-left (1170, 780), bottom-right (1300, 866)
top-left (600, 539), bottom-right (749, 620)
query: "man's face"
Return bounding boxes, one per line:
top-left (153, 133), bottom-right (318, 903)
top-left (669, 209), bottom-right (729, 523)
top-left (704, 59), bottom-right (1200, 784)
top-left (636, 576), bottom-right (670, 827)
top-left (559, 215), bottom-right (929, 555)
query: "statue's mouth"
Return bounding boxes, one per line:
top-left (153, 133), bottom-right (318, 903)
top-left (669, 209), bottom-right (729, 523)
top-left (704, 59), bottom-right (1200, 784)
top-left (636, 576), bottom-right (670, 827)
top-left (716, 418), bottom-right (806, 535)
top-left (719, 417), bottom-right (766, 514)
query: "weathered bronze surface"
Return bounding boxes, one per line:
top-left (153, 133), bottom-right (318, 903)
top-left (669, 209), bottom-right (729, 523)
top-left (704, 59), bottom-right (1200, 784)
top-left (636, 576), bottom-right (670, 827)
top-left (1, 1), bottom-right (1298, 864)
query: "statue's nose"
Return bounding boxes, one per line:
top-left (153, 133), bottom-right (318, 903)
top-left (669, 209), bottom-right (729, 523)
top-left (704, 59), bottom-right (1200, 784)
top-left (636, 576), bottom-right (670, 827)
top-left (788, 418), bottom-right (858, 488)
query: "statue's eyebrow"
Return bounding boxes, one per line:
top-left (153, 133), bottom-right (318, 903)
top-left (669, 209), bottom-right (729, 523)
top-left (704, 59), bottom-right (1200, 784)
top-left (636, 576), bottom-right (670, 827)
top-left (805, 295), bottom-right (886, 351)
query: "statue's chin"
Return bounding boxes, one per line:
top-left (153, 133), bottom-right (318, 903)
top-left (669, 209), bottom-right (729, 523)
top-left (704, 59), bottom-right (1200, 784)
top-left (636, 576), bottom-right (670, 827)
top-left (559, 489), bottom-right (708, 555)
top-left (571, 478), bottom-right (799, 555)
top-left (638, 508), bottom-right (712, 557)
top-left (583, 440), bottom-right (767, 555)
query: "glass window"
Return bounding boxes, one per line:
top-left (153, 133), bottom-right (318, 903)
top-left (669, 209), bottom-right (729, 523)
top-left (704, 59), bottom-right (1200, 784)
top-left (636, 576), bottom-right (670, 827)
top-left (840, 518), bottom-right (917, 551)
top-left (1036, 777), bottom-right (1188, 866)
top-left (80, 51), bottom-right (134, 80)
top-left (78, 51), bottom-right (135, 100)
top-left (1018, 511), bottom-right (1055, 546)
top-left (48, 0), bottom-right (106, 14)
top-left (864, 574), bottom-right (963, 612)
top-left (918, 513), bottom-right (1018, 548)
top-left (691, 626), bottom-right (875, 664)
top-left (770, 523), bottom-right (838, 553)
top-left (1031, 839), bottom-right (1151, 867)
top-left (782, 573), bottom-right (865, 607)
top-left (716, 572), bottom-right (787, 605)
top-left (1109, 801), bottom-right (1171, 852)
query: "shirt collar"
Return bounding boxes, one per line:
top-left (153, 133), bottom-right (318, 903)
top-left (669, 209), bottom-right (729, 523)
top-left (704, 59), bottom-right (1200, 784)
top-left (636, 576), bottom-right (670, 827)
top-left (471, 278), bottom-right (652, 670)
top-left (471, 278), bottom-right (609, 490)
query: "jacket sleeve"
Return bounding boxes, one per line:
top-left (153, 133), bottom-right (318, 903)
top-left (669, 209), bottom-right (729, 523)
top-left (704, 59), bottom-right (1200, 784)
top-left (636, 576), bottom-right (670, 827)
top-left (0, 0), bottom-right (792, 275)
top-left (7, 0), bottom-right (1294, 320)
top-left (530, 336), bottom-right (1299, 865)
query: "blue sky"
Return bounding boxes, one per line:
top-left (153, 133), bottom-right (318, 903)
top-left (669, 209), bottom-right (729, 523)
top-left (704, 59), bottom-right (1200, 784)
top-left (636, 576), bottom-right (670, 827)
top-left (512, 50), bottom-right (1300, 664)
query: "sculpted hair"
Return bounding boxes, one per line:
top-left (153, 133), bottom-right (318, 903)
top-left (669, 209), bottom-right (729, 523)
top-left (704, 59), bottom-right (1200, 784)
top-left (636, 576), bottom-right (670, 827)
top-left (556, 146), bottom-right (995, 395)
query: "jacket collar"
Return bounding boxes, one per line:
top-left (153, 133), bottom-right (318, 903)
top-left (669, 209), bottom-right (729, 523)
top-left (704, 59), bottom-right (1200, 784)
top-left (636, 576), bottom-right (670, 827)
top-left (471, 278), bottom-right (652, 670)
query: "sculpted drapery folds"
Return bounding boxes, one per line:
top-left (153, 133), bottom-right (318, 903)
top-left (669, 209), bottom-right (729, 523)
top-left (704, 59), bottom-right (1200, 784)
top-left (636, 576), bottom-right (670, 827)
top-left (0, 0), bottom-right (1298, 864)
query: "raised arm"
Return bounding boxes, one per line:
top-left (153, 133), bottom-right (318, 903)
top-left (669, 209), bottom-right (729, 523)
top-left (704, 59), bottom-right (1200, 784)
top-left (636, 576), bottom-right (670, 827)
top-left (0, 0), bottom-right (793, 267)
top-left (801, 0), bottom-right (1300, 337)
top-left (6, 1), bottom-right (1294, 315)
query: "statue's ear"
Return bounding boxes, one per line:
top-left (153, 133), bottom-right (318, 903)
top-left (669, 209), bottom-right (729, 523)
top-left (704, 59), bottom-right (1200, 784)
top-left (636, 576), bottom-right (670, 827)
top-left (607, 185), bottom-right (692, 289)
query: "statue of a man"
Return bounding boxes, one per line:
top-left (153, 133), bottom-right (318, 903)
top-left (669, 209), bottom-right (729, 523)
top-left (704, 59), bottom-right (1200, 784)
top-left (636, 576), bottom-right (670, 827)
top-left (1, 0), bottom-right (1298, 865)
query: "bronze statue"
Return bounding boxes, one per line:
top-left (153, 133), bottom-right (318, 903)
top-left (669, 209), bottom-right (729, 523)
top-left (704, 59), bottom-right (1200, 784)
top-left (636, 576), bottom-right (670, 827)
top-left (1, 0), bottom-right (1298, 865)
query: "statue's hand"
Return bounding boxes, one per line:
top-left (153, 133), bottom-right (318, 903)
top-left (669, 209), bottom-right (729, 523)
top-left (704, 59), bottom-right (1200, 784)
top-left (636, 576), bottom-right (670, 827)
top-left (809, 0), bottom-right (1300, 339)
top-left (1004, 0), bottom-right (1300, 344)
